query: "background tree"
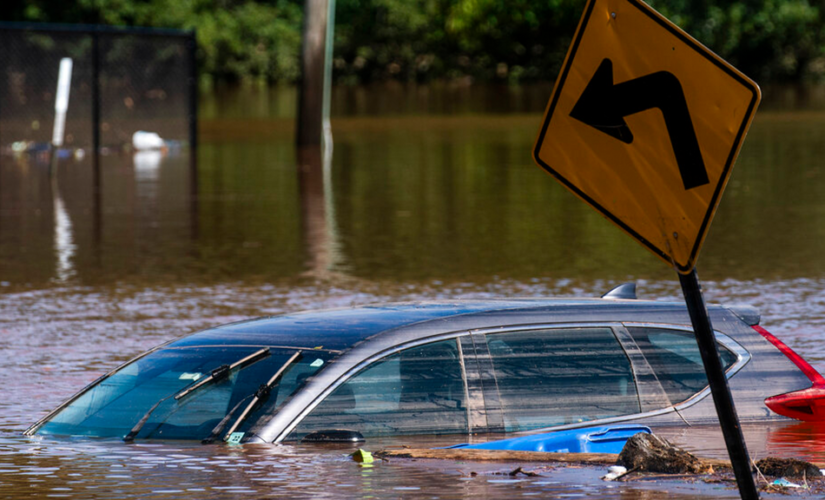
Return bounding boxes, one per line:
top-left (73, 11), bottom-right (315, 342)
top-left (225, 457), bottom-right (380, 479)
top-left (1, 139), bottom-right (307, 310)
top-left (2, 0), bottom-right (824, 83)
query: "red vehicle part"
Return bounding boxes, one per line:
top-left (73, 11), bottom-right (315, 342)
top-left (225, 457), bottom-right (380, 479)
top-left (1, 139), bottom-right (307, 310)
top-left (754, 325), bottom-right (825, 421)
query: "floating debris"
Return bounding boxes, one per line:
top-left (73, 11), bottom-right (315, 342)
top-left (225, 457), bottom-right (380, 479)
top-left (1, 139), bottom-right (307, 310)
top-left (376, 448), bottom-right (616, 464)
top-left (771, 478), bottom-right (802, 488)
top-left (618, 433), bottom-right (713, 474)
top-left (508, 466), bottom-right (541, 477)
top-left (755, 457), bottom-right (822, 478)
top-left (351, 449), bottom-right (374, 464)
top-left (132, 131), bottom-right (164, 150)
top-left (601, 465), bottom-right (628, 481)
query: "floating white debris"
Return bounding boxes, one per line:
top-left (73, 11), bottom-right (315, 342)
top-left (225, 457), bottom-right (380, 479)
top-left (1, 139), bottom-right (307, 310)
top-left (772, 478), bottom-right (802, 488)
top-left (132, 131), bottom-right (164, 150)
top-left (601, 465), bottom-right (627, 481)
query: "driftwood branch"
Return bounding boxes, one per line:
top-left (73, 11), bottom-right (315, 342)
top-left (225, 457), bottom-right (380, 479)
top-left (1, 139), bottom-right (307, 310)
top-left (376, 446), bottom-right (733, 471)
top-left (378, 433), bottom-right (824, 476)
top-left (376, 448), bottom-right (622, 464)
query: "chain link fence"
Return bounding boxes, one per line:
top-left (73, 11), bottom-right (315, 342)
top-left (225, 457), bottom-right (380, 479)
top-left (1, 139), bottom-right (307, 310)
top-left (0, 22), bottom-right (196, 161)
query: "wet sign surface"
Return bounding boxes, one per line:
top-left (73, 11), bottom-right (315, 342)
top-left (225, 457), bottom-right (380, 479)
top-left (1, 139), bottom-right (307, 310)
top-left (532, 0), bottom-right (761, 273)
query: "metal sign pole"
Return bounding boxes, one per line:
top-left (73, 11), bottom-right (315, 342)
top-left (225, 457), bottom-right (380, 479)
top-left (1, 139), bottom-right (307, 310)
top-left (679, 269), bottom-right (759, 499)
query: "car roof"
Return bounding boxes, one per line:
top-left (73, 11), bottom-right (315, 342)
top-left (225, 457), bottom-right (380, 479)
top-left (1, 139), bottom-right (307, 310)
top-left (165, 297), bottom-right (735, 351)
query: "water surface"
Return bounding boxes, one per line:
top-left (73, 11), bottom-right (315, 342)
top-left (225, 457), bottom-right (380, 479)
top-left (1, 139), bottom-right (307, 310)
top-left (2, 83), bottom-right (825, 498)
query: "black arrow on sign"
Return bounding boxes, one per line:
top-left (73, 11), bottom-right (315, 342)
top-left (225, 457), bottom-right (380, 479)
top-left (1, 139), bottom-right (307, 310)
top-left (570, 58), bottom-right (709, 190)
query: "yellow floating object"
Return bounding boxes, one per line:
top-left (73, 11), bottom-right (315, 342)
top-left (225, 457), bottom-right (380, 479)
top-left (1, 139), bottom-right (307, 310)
top-left (351, 449), bottom-right (374, 464)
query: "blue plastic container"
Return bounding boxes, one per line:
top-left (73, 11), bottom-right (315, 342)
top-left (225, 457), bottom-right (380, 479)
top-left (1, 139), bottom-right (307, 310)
top-left (447, 424), bottom-right (651, 454)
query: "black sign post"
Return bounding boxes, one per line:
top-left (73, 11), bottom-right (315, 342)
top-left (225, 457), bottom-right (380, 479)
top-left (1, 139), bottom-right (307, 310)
top-left (529, 2), bottom-right (763, 497)
top-left (680, 269), bottom-right (759, 499)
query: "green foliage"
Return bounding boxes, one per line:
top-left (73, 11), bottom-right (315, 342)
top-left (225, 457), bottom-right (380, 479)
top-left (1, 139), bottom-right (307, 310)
top-left (3, 0), bottom-right (825, 83)
top-left (1, 0), bottom-right (304, 83)
top-left (650, 0), bottom-right (825, 81)
top-left (331, 0), bottom-right (451, 83)
top-left (171, 1), bottom-right (303, 82)
top-left (442, 0), bottom-right (583, 82)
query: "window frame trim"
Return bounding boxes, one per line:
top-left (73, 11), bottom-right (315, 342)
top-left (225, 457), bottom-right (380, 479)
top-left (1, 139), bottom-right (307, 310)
top-left (621, 322), bottom-right (751, 411)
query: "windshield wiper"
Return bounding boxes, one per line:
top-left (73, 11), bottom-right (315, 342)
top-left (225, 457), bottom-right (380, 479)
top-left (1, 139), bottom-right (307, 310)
top-left (174, 347), bottom-right (271, 401)
top-left (202, 350), bottom-right (302, 444)
top-left (123, 347), bottom-right (271, 442)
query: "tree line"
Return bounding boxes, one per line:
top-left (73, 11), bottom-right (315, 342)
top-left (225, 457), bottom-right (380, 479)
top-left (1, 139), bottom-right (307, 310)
top-left (4, 0), bottom-right (825, 84)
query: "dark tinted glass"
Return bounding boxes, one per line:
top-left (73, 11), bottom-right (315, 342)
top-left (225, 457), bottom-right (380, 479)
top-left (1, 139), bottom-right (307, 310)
top-left (38, 347), bottom-right (332, 440)
top-left (626, 327), bottom-right (737, 405)
top-left (485, 328), bottom-right (640, 432)
top-left (290, 339), bottom-right (467, 438)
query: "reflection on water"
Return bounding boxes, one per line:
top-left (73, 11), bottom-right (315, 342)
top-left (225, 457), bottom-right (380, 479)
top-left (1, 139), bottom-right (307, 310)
top-left (297, 146), bottom-right (343, 278)
top-left (764, 422), bottom-right (825, 462)
top-left (0, 437), bottom-right (740, 499)
top-left (8, 97), bottom-right (825, 285)
top-left (133, 150), bottom-right (163, 181)
top-left (52, 175), bottom-right (76, 284)
top-left (3, 84), bottom-right (825, 498)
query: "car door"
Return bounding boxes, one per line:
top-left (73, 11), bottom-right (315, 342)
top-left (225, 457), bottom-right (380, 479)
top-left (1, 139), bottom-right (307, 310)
top-left (471, 325), bottom-right (644, 433)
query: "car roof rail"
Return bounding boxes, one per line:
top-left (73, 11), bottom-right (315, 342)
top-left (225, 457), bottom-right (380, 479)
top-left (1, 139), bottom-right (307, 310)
top-left (601, 282), bottom-right (637, 300)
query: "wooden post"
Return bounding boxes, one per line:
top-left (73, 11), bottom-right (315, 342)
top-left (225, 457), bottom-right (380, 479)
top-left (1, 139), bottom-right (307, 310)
top-left (297, 0), bottom-right (331, 148)
top-left (297, 0), bottom-right (335, 273)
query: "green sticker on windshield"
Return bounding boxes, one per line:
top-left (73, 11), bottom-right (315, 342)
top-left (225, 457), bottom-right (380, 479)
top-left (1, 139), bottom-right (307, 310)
top-left (226, 432), bottom-right (245, 445)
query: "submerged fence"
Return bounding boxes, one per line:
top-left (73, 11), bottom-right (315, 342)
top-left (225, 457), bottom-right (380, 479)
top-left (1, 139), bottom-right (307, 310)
top-left (0, 22), bottom-right (197, 161)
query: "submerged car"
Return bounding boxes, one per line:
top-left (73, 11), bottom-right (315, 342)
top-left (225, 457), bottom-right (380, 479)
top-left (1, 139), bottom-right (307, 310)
top-left (25, 284), bottom-right (825, 444)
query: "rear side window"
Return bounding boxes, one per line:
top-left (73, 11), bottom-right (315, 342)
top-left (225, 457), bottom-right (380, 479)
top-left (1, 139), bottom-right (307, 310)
top-left (626, 327), bottom-right (737, 406)
top-left (290, 339), bottom-right (467, 439)
top-left (485, 328), bottom-right (640, 432)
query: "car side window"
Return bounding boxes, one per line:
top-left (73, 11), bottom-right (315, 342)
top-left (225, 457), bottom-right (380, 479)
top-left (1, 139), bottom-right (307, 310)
top-left (485, 327), bottom-right (640, 432)
top-left (626, 327), bottom-right (737, 406)
top-left (289, 339), bottom-right (468, 439)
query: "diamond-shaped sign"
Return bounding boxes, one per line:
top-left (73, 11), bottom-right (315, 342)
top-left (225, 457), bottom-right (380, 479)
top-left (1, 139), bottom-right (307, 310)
top-left (533, 0), bottom-right (761, 273)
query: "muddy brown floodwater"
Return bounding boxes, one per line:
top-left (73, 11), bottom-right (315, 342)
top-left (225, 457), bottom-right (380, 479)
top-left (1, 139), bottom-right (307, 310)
top-left (2, 84), bottom-right (825, 498)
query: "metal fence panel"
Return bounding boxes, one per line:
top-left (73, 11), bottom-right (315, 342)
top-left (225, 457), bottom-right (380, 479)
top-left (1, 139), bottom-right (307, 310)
top-left (0, 22), bottom-right (196, 159)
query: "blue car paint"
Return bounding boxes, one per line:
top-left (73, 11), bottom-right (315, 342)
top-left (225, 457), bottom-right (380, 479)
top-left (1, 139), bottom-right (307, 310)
top-left (447, 425), bottom-right (651, 454)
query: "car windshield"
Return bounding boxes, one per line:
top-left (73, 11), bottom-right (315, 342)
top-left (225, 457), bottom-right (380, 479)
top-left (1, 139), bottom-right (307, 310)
top-left (35, 346), bottom-right (334, 441)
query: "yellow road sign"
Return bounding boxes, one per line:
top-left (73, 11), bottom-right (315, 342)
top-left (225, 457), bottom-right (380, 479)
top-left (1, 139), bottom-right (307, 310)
top-left (533, 0), bottom-right (761, 273)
